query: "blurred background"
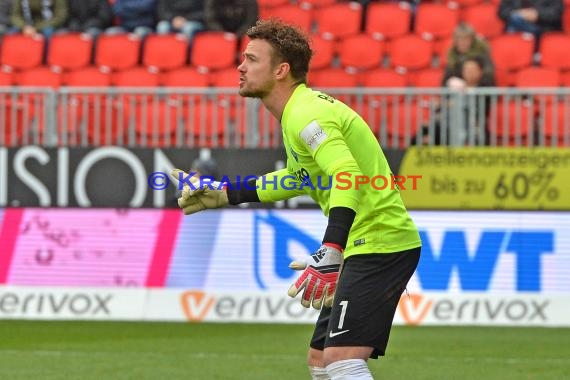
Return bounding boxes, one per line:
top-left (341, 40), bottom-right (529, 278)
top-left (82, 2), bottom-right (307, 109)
top-left (0, 0), bottom-right (569, 379)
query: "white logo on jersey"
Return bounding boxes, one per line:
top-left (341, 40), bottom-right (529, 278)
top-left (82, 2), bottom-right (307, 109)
top-left (300, 120), bottom-right (327, 151)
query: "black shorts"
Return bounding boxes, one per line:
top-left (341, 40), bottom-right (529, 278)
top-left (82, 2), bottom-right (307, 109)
top-left (309, 246), bottom-right (421, 359)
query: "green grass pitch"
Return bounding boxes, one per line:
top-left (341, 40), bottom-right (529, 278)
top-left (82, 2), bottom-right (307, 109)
top-left (0, 321), bottom-right (568, 380)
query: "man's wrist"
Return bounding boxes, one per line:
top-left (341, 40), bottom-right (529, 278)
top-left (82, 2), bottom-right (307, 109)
top-left (322, 242), bottom-right (344, 252)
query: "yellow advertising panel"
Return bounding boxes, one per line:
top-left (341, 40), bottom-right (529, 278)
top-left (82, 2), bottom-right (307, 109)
top-left (399, 147), bottom-right (570, 210)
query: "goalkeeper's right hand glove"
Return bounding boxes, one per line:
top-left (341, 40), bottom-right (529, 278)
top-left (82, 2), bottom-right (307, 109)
top-left (170, 169), bottom-right (229, 215)
top-left (287, 243), bottom-right (343, 309)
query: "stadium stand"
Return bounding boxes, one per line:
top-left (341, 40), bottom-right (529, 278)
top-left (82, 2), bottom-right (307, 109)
top-left (0, 0), bottom-right (569, 148)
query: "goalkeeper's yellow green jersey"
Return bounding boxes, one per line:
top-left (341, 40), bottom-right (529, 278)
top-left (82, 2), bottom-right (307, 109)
top-left (256, 84), bottom-right (421, 257)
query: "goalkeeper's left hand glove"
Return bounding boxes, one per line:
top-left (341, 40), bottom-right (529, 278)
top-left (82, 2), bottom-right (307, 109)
top-left (287, 243), bottom-right (343, 309)
top-left (170, 169), bottom-right (229, 215)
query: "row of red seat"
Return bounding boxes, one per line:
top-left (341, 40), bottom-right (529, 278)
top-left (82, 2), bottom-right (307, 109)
top-left (1, 32), bottom-right (569, 88)
top-left (3, 95), bottom-right (566, 148)
top-left (258, 1), bottom-right (570, 40)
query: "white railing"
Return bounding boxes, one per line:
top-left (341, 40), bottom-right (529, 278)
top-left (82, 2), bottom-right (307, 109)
top-left (1, 87), bottom-right (569, 148)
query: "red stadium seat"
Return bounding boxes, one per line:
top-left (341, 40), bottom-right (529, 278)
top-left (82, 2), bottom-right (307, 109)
top-left (113, 67), bottom-right (160, 106)
top-left (260, 4), bottom-right (313, 33)
top-left (365, 2), bottom-right (412, 41)
top-left (414, 3), bottom-right (459, 40)
top-left (314, 2), bottom-right (363, 39)
top-left (360, 69), bottom-right (407, 107)
top-left (539, 33), bottom-right (570, 71)
top-left (65, 67), bottom-right (112, 87)
top-left (384, 102), bottom-right (431, 147)
top-left (209, 67), bottom-right (239, 87)
top-left (389, 35), bottom-right (434, 71)
top-left (361, 69), bottom-right (407, 88)
top-left (338, 34), bottom-right (384, 70)
top-left (490, 33), bottom-right (534, 71)
top-left (488, 101), bottom-right (533, 145)
top-left (0, 95), bottom-right (34, 146)
top-left (95, 34), bottom-right (142, 71)
top-left (16, 67), bottom-right (63, 87)
top-left (461, 4), bottom-right (505, 39)
top-left (59, 68), bottom-right (115, 145)
top-left (309, 68), bottom-right (359, 88)
top-left (127, 100), bottom-right (188, 147)
top-left (187, 99), bottom-right (233, 147)
top-left (142, 34), bottom-right (189, 71)
top-left (300, 0), bottom-right (336, 8)
top-left (540, 103), bottom-right (570, 146)
top-left (515, 67), bottom-right (561, 88)
top-left (190, 32), bottom-right (238, 71)
top-left (310, 34), bottom-right (335, 70)
top-left (47, 33), bottom-right (94, 70)
top-left (410, 68), bottom-right (444, 87)
top-left (0, 68), bottom-right (14, 85)
top-left (161, 67), bottom-right (209, 87)
top-left (112, 67), bottom-right (160, 87)
top-left (0, 34), bottom-right (44, 70)
top-left (562, 71), bottom-right (570, 87)
top-left (515, 67), bottom-right (561, 106)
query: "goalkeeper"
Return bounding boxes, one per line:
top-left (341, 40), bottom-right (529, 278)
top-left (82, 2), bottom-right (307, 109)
top-left (171, 19), bottom-right (421, 380)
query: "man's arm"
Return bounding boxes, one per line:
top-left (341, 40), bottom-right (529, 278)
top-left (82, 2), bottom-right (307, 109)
top-left (227, 168), bottom-right (304, 205)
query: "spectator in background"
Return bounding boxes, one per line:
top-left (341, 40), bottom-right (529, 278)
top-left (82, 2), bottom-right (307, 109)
top-left (445, 56), bottom-right (495, 145)
top-left (442, 23), bottom-right (494, 88)
top-left (0, 0), bottom-right (14, 36)
top-left (204, 0), bottom-right (258, 37)
top-left (10, 0), bottom-right (68, 39)
top-left (156, 0), bottom-right (205, 40)
top-left (64, 0), bottom-right (113, 37)
top-left (498, 0), bottom-right (563, 42)
top-left (417, 56), bottom-right (494, 146)
top-left (106, 0), bottom-right (156, 38)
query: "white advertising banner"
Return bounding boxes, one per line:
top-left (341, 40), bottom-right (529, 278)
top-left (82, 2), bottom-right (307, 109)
top-left (0, 286), bottom-right (147, 320)
top-left (2, 286), bottom-right (570, 327)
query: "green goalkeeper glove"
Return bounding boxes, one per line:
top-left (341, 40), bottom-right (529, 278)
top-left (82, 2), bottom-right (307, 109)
top-left (170, 169), bottom-right (229, 215)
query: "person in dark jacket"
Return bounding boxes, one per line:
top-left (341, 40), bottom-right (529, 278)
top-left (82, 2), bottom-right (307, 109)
top-left (65, 0), bottom-right (113, 36)
top-left (498, 0), bottom-right (563, 39)
top-left (156, 0), bottom-right (205, 40)
top-left (204, 0), bottom-right (258, 36)
top-left (442, 23), bottom-right (495, 87)
top-left (0, 0), bottom-right (14, 36)
top-left (11, 0), bottom-right (68, 38)
top-left (106, 0), bottom-right (156, 38)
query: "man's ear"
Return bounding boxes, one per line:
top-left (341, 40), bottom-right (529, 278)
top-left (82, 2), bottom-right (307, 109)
top-left (274, 62), bottom-right (291, 80)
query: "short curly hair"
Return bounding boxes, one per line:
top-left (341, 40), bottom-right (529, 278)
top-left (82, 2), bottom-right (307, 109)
top-left (246, 19), bottom-right (313, 84)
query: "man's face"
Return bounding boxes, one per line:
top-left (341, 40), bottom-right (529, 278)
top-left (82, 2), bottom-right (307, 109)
top-left (237, 39), bottom-right (279, 98)
top-left (455, 35), bottom-right (473, 54)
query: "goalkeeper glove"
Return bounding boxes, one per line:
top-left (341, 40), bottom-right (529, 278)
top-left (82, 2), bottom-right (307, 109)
top-left (170, 169), bottom-right (229, 215)
top-left (287, 243), bottom-right (343, 309)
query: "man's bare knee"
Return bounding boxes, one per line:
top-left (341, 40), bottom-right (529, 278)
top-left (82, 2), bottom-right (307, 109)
top-left (323, 346), bottom-right (373, 367)
top-left (308, 347), bottom-right (325, 367)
